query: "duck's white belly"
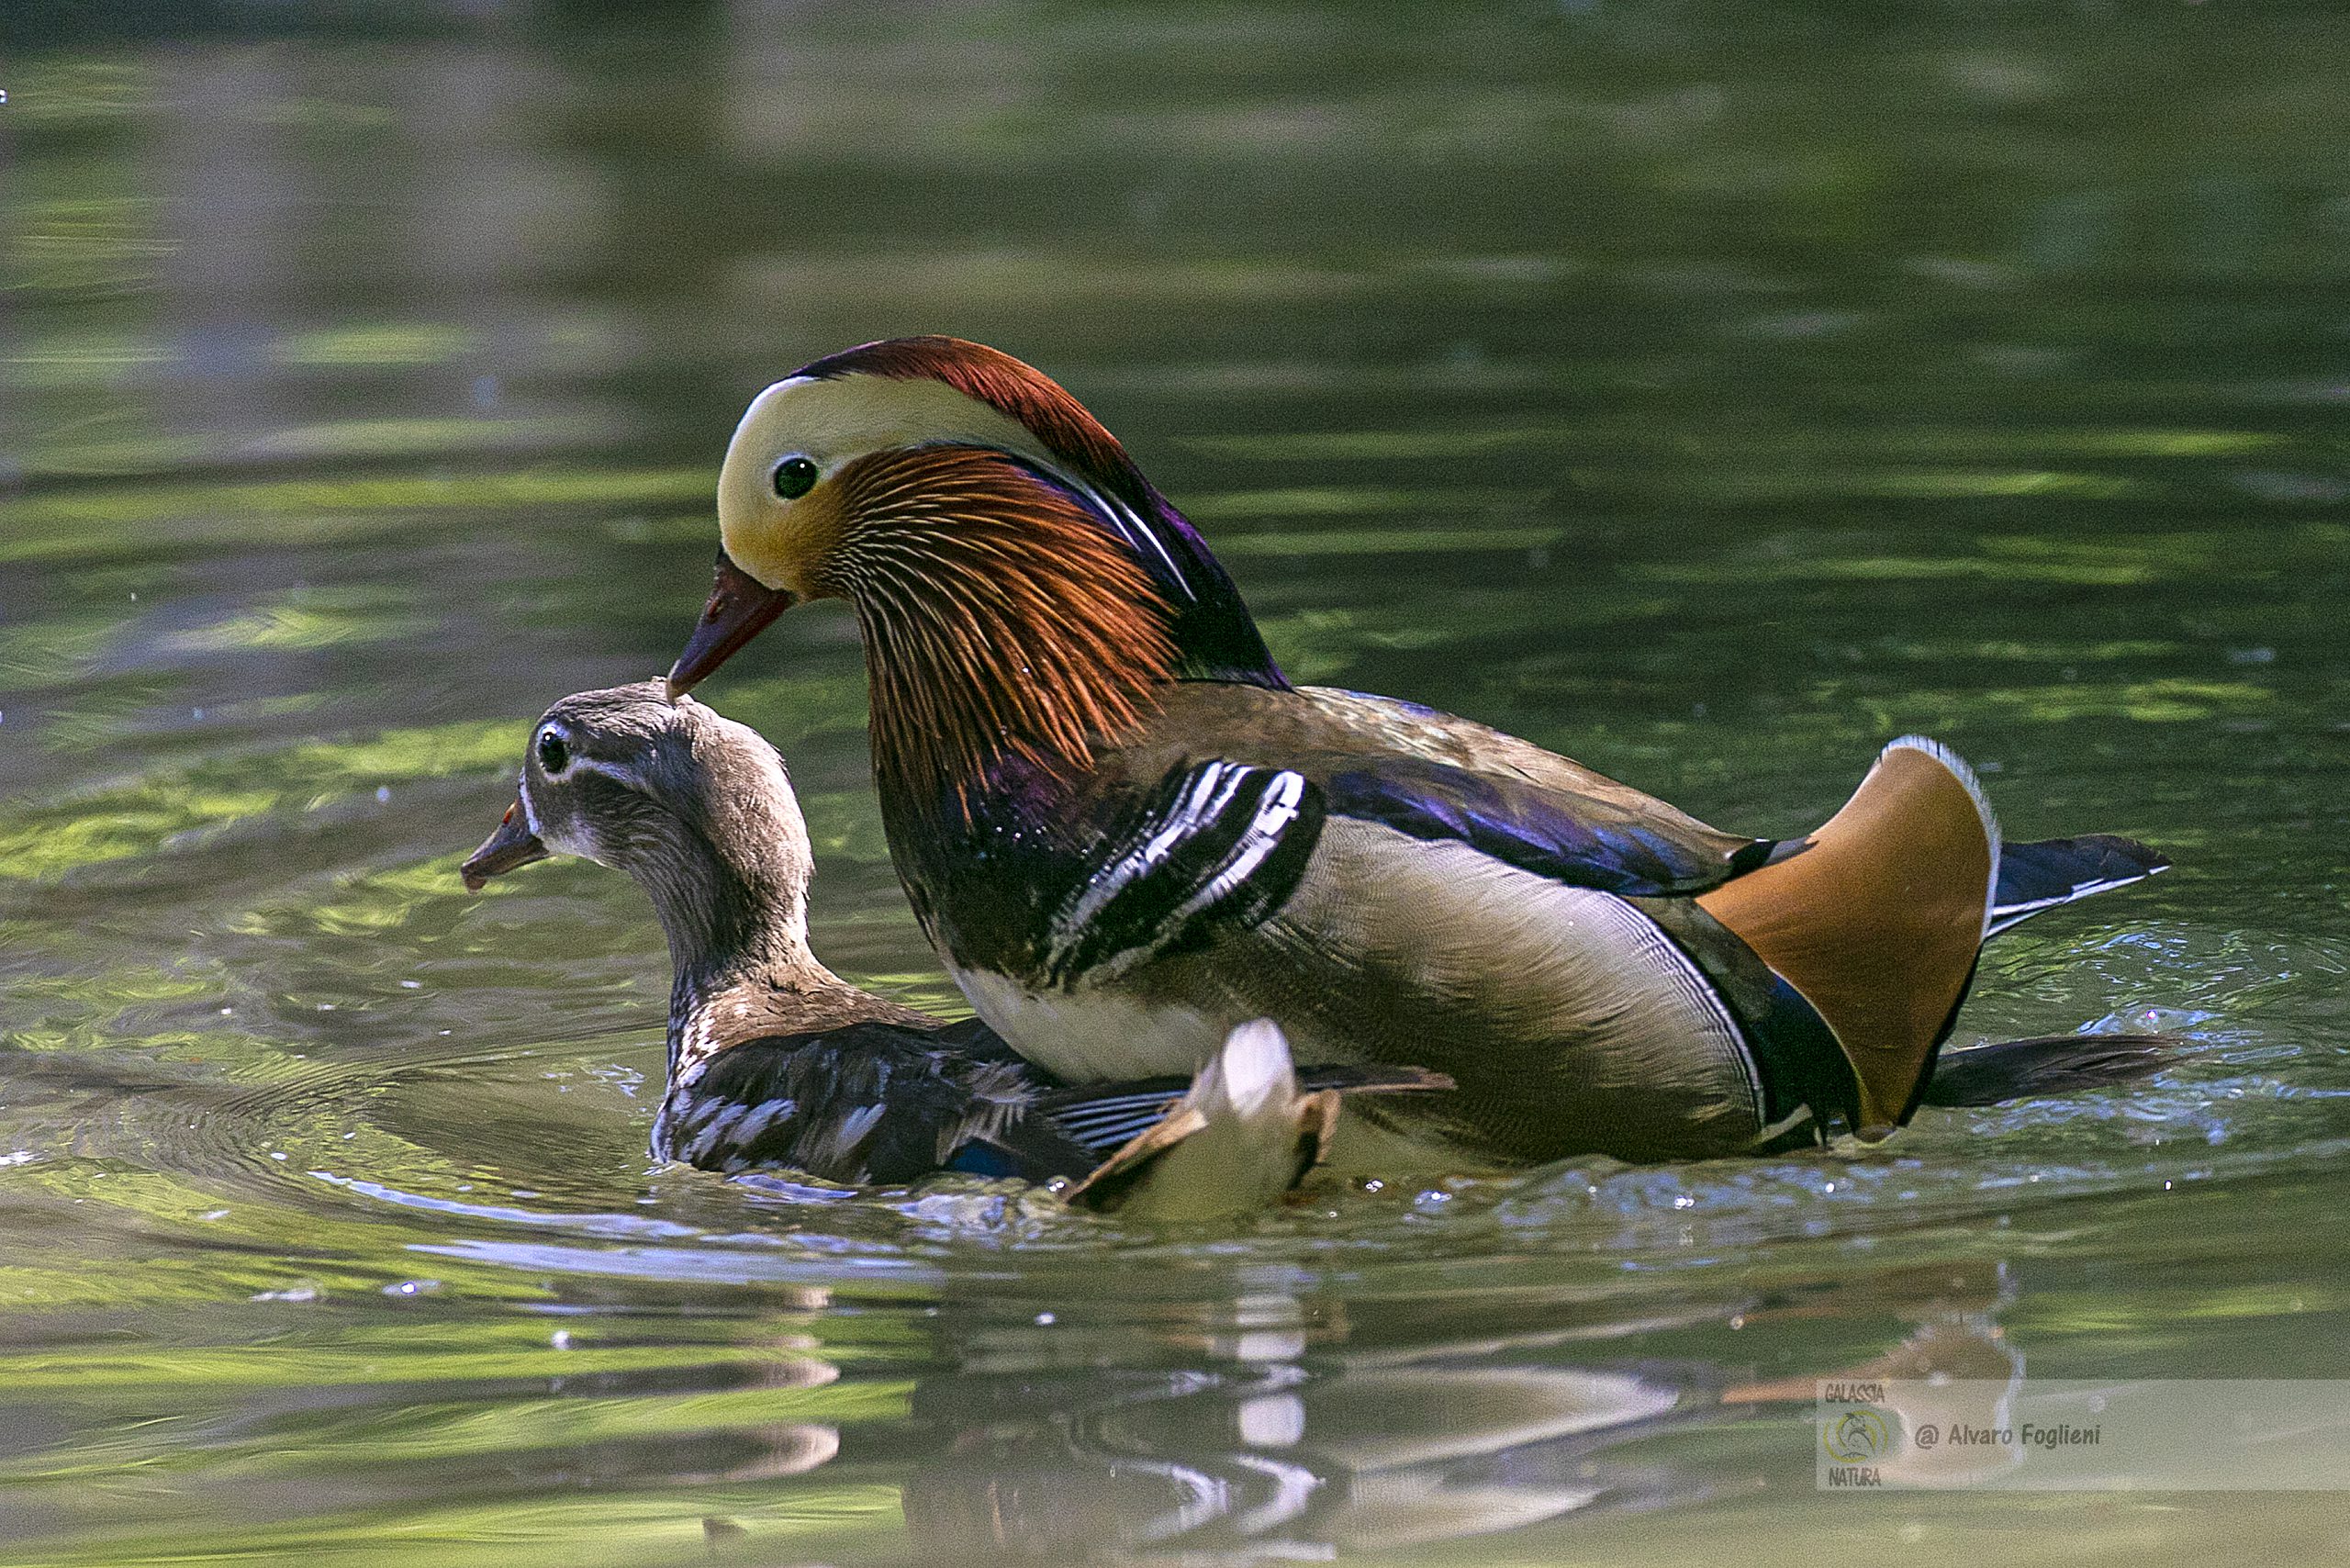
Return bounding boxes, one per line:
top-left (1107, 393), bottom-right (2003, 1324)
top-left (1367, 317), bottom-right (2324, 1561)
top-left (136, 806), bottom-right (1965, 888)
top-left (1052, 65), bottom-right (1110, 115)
top-left (949, 964), bottom-right (1230, 1081)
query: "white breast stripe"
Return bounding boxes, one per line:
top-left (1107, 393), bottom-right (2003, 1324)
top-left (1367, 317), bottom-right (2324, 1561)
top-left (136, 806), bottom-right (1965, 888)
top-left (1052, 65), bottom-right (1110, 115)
top-left (1058, 762), bottom-right (1249, 935)
top-left (683, 1102), bottom-right (753, 1164)
top-left (1045, 765), bottom-right (1308, 982)
top-left (1169, 771), bottom-right (1305, 927)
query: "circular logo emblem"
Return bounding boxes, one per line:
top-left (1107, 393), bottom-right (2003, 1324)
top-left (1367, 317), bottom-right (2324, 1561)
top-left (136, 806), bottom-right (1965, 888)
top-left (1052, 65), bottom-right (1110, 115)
top-left (1823, 1407), bottom-right (1891, 1462)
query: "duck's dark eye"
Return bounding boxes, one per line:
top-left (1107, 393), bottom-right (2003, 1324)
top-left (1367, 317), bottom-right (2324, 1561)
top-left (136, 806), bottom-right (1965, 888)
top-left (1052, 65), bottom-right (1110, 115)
top-left (536, 729), bottom-right (569, 775)
top-left (772, 455), bottom-right (820, 500)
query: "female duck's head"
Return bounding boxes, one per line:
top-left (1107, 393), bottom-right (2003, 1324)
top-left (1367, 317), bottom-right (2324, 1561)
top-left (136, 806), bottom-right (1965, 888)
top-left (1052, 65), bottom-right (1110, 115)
top-left (461, 681), bottom-right (813, 971)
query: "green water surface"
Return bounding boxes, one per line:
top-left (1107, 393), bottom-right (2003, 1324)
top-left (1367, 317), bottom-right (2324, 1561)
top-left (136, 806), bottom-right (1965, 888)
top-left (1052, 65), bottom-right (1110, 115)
top-left (3, 5), bottom-right (2347, 1564)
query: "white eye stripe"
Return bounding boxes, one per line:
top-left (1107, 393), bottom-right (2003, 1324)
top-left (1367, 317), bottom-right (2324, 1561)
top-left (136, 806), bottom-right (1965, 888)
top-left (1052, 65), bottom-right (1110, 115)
top-left (563, 756), bottom-right (644, 789)
top-left (530, 721), bottom-right (643, 792)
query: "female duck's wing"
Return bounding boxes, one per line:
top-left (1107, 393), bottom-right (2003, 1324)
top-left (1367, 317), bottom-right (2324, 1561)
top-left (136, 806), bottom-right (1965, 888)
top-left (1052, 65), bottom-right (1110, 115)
top-left (660, 1017), bottom-right (1445, 1198)
top-left (657, 1021), bottom-right (1101, 1182)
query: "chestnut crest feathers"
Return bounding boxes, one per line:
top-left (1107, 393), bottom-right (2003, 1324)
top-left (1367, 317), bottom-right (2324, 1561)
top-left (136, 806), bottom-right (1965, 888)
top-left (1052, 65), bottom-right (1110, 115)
top-left (700, 337), bottom-right (1285, 807)
top-left (798, 336), bottom-right (1147, 509)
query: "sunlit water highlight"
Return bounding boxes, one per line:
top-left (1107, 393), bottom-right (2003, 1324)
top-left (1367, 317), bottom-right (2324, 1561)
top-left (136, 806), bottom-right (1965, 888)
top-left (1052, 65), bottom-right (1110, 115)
top-left (4, 6), bottom-right (2349, 1565)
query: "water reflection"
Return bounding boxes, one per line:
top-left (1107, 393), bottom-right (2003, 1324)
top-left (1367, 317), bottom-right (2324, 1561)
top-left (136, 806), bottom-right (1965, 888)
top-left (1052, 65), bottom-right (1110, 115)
top-left (895, 1265), bottom-right (2023, 1562)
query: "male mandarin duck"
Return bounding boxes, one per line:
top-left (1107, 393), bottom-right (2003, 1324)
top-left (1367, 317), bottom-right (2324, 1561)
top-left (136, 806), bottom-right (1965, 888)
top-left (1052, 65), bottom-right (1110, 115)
top-left (662, 338), bottom-right (2171, 1165)
top-left (458, 682), bottom-right (1438, 1211)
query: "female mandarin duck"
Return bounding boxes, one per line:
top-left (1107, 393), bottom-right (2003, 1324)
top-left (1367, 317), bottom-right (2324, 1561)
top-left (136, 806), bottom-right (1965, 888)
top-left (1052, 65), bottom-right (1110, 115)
top-left (458, 682), bottom-right (1437, 1211)
top-left (664, 337), bottom-right (2169, 1165)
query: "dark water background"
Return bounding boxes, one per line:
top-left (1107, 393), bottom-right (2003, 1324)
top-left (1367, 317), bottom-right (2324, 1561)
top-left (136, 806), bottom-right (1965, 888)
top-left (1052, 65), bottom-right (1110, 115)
top-left (3, 4), bottom-right (2348, 1563)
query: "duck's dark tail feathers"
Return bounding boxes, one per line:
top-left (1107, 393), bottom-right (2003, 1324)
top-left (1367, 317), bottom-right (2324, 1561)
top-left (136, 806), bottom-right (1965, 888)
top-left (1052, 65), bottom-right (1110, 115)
top-left (1989, 834), bottom-right (2169, 936)
top-left (1920, 1033), bottom-right (2177, 1108)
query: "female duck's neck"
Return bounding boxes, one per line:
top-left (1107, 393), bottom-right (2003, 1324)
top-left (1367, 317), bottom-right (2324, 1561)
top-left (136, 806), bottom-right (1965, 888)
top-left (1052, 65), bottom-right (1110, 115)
top-left (637, 837), bottom-right (825, 1066)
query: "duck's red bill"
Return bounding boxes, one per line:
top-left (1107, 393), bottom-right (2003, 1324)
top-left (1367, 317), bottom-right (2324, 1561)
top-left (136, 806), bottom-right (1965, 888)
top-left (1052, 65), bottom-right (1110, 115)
top-left (460, 800), bottom-right (549, 891)
top-left (666, 553), bottom-right (795, 699)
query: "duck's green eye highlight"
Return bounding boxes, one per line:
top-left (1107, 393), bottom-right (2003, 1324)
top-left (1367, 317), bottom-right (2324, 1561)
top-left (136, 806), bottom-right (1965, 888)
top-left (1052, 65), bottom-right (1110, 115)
top-left (536, 729), bottom-right (569, 775)
top-left (773, 456), bottom-right (820, 499)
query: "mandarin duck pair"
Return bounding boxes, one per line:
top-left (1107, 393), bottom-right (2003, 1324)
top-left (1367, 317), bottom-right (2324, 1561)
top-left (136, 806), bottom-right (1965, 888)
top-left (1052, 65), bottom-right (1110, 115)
top-left (462, 684), bottom-right (1440, 1219)
top-left (467, 336), bottom-right (2171, 1200)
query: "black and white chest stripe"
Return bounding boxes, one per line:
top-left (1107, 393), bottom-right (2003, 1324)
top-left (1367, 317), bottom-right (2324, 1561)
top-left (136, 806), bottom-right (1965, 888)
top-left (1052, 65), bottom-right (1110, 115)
top-left (1038, 760), bottom-right (1324, 988)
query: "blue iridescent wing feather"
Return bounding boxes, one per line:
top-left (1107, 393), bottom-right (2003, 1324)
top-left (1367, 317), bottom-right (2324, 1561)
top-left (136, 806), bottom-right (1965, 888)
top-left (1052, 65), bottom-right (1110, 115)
top-left (1323, 759), bottom-right (1769, 898)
